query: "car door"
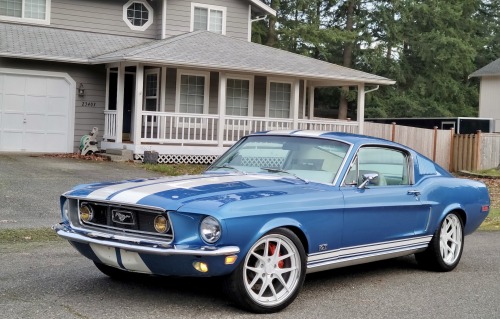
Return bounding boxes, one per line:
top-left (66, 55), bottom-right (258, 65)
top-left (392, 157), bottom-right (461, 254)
top-left (340, 146), bottom-right (429, 248)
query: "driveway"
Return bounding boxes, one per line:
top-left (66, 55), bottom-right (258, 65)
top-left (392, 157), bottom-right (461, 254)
top-left (0, 154), bottom-right (163, 229)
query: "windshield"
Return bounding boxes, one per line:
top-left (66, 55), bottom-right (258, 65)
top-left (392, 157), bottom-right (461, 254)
top-left (207, 135), bottom-right (350, 184)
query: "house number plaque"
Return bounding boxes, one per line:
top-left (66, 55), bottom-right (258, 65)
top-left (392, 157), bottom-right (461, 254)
top-left (81, 101), bottom-right (97, 107)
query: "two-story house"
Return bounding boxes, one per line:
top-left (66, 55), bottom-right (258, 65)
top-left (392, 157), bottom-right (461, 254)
top-left (0, 0), bottom-right (394, 163)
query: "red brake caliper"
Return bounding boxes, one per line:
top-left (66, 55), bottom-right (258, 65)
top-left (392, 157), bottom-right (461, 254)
top-left (268, 243), bottom-right (284, 268)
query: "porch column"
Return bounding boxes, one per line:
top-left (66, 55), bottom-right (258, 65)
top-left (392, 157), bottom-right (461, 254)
top-left (116, 63), bottom-right (125, 143)
top-left (357, 84), bottom-right (365, 134)
top-left (308, 85), bottom-right (315, 119)
top-left (133, 64), bottom-right (144, 145)
top-left (292, 80), bottom-right (300, 129)
top-left (217, 72), bottom-right (227, 147)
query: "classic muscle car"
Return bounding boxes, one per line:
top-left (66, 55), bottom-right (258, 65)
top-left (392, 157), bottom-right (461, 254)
top-left (54, 131), bottom-right (490, 313)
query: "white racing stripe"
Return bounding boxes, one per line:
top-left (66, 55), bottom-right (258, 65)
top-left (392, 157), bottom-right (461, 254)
top-left (87, 176), bottom-right (203, 200)
top-left (120, 249), bottom-right (152, 274)
top-left (308, 235), bottom-right (433, 263)
top-left (90, 243), bottom-right (120, 268)
top-left (109, 174), bottom-right (281, 204)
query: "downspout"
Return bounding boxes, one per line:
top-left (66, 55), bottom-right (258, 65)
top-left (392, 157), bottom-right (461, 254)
top-left (365, 85), bottom-right (380, 95)
top-left (161, 0), bottom-right (167, 39)
top-left (249, 14), bottom-right (268, 42)
top-left (357, 85), bottom-right (380, 135)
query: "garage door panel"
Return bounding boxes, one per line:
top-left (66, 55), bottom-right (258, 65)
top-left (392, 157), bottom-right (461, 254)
top-left (47, 78), bottom-right (70, 98)
top-left (48, 97), bottom-right (68, 115)
top-left (26, 77), bottom-right (48, 96)
top-left (44, 133), bottom-right (68, 152)
top-left (46, 115), bottom-right (68, 132)
top-left (2, 113), bottom-right (24, 130)
top-left (1, 131), bottom-right (23, 151)
top-left (3, 94), bottom-right (25, 112)
top-left (0, 71), bottom-right (73, 152)
top-left (24, 132), bottom-right (46, 152)
top-left (25, 114), bottom-right (47, 131)
top-left (26, 96), bottom-right (48, 114)
top-left (3, 75), bottom-right (26, 95)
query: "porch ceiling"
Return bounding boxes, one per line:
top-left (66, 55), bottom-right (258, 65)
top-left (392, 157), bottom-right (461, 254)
top-left (92, 31), bottom-right (395, 86)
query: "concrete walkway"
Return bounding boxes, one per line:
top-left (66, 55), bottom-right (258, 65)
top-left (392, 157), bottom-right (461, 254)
top-left (0, 154), bottom-right (163, 229)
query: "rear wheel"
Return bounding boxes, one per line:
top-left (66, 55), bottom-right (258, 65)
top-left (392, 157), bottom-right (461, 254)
top-left (224, 228), bottom-right (306, 313)
top-left (416, 212), bottom-right (464, 271)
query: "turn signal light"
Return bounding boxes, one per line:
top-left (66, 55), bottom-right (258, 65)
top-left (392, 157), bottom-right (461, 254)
top-left (80, 203), bottom-right (94, 222)
top-left (482, 205), bottom-right (489, 212)
top-left (193, 261), bottom-right (208, 273)
top-left (225, 255), bottom-right (238, 265)
top-left (154, 215), bottom-right (170, 233)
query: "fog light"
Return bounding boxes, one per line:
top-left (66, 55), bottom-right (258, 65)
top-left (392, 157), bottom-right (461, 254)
top-left (225, 255), bottom-right (237, 265)
top-left (80, 203), bottom-right (94, 222)
top-left (193, 261), bottom-right (208, 273)
top-left (154, 215), bottom-right (170, 233)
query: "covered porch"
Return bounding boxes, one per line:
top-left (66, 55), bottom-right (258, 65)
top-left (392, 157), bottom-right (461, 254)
top-left (95, 31), bottom-right (393, 163)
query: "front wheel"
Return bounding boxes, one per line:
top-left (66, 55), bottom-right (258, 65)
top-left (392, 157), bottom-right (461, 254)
top-left (224, 228), bottom-right (306, 313)
top-left (416, 212), bottom-right (464, 271)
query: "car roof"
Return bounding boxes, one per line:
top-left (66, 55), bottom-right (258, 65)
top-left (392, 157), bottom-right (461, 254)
top-left (250, 130), bottom-right (399, 147)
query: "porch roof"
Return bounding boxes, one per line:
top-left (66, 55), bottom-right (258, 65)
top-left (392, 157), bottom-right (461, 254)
top-left (469, 58), bottom-right (500, 78)
top-left (92, 31), bottom-right (394, 85)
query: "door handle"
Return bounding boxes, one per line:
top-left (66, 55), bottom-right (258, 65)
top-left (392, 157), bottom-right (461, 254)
top-left (407, 190), bottom-right (421, 196)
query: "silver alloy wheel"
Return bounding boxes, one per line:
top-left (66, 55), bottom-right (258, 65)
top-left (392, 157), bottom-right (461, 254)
top-left (243, 234), bottom-right (301, 306)
top-left (439, 214), bottom-right (463, 265)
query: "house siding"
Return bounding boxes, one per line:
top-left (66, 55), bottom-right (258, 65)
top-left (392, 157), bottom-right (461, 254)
top-left (50, 0), bottom-right (159, 39)
top-left (479, 76), bottom-right (500, 132)
top-left (164, 0), bottom-right (249, 40)
top-left (0, 58), bottom-right (106, 151)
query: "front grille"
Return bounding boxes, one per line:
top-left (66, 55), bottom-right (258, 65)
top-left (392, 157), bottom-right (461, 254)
top-left (75, 200), bottom-right (173, 240)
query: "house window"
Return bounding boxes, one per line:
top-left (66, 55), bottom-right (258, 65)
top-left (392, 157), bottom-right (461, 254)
top-left (123, 0), bottom-right (153, 31)
top-left (191, 3), bottom-right (226, 35)
top-left (144, 69), bottom-right (159, 111)
top-left (176, 71), bottom-right (210, 114)
top-left (269, 82), bottom-right (291, 118)
top-left (0, 0), bottom-right (50, 24)
top-left (226, 77), bottom-right (253, 116)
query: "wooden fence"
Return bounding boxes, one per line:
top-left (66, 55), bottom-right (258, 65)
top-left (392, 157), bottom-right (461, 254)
top-left (365, 122), bottom-right (500, 172)
top-left (364, 122), bottom-right (453, 170)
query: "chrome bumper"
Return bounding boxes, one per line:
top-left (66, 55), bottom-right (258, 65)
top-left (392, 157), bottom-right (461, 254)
top-left (53, 223), bottom-right (240, 257)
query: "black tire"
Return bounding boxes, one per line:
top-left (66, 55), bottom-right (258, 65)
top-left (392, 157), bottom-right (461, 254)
top-left (416, 212), bottom-right (464, 272)
top-left (223, 228), bottom-right (306, 313)
top-left (93, 261), bottom-right (130, 279)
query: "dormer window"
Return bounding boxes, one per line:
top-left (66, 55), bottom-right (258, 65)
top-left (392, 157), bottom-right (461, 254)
top-left (123, 0), bottom-right (153, 31)
top-left (190, 3), bottom-right (226, 35)
top-left (0, 0), bottom-right (51, 24)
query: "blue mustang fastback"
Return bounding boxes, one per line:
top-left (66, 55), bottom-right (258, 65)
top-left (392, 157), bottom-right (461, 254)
top-left (54, 131), bottom-right (490, 313)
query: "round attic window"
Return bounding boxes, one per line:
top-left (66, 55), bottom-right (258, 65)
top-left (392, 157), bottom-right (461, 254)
top-left (123, 0), bottom-right (153, 31)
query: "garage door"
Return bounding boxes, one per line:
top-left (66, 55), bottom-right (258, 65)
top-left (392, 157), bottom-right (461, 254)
top-left (0, 70), bottom-right (74, 152)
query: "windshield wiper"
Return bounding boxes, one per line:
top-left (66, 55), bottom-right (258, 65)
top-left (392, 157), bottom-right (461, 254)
top-left (212, 164), bottom-right (246, 174)
top-left (260, 167), bottom-right (308, 183)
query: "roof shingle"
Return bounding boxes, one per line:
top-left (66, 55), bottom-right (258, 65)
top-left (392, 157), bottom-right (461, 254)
top-left (469, 58), bottom-right (500, 77)
top-left (0, 22), bottom-right (394, 85)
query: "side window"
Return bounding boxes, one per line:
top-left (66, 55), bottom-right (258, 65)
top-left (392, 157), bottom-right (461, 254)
top-left (344, 147), bottom-right (410, 187)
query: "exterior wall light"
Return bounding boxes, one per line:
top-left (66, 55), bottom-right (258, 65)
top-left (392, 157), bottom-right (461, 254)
top-left (78, 83), bottom-right (85, 97)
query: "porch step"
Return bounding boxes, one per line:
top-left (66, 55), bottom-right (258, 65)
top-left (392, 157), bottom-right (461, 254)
top-left (100, 149), bottom-right (134, 162)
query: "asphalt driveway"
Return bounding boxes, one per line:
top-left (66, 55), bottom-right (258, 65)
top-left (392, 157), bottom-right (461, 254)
top-left (0, 153), bottom-right (163, 229)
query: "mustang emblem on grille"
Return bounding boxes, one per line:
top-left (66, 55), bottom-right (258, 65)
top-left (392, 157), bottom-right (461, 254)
top-left (112, 210), bottom-right (135, 225)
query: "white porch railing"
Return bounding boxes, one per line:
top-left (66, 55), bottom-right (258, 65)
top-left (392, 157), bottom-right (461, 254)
top-left (103, 111), bottom-right (359, 145)
top-left (104, 110), bottom-right (117, 140)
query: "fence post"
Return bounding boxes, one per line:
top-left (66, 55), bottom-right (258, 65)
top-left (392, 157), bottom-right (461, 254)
top-left (449, 128), bottom-right (454, 172)
top-left (391, 122), bottom-right (396, 142)
top-left (476, 130), bottom-right (482, 171)
top-left (432, 126), bottom-right (438, 161)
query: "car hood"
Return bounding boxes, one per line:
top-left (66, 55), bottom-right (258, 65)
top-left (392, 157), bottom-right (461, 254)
top-left (65, 173), bottom-right (329, 212)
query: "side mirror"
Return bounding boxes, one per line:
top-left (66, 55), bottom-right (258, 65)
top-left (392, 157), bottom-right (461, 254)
top-left (358, 173), bottom-right (379, 189)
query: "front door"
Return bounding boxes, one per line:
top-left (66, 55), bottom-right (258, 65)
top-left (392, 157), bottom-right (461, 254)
top-left (122, 73), bottom-right (135, 140)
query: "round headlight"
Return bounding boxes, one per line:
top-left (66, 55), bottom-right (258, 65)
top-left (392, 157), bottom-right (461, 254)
top-left (154, 215), bottom-right (170, 233)
top-left (62, 199), bottom-right (69, 220)
top-left (200, 216), bottom-right (221, 244)
top-left (80, 203), bottom-right (94, 222)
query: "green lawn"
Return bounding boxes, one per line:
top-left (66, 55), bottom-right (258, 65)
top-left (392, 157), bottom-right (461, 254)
top-left (481, 207), bottom-right (500, 231)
